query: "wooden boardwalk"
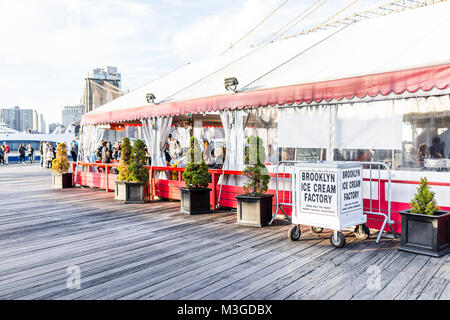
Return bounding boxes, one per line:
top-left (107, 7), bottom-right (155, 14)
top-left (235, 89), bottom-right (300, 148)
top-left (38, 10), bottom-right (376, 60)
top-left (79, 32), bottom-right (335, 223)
top-left (0, 165), bottom-right (449, 300)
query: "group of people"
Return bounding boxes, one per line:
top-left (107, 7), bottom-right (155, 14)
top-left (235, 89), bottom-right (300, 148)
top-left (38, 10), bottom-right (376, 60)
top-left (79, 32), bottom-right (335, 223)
top-left (39, 141), bottom-right (56, 168)
top-left (0, 142), bottom-right (10, 165)
top-left (95, 134), bottom-right (224, 171)
top-left (97, 140), bottom-right (121, 164)
top-left (0, 142), bottom-right (35, 165)
top-left (17, 144), bottom-right (35, 164)
top-left (417, 136), bottom-right (448, 169)
top-left (162, 135), bottom-right (224, 170)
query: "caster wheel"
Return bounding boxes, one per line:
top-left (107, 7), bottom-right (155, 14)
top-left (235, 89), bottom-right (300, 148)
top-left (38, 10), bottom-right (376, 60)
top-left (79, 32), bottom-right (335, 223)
top-left (330, 232), bottom-right (346, 248)
top-left (288, 225), bottom-right (301, 241)
top-left (354, 224), bottom-right (370, 240)
top-left (310, 226), bottom-right (324, 234)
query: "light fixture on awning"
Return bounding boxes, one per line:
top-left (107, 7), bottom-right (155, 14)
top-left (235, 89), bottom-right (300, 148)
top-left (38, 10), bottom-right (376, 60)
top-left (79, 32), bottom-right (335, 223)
top-left (224, 77), bottom-right (239, 93)
top-left (146, 93), bottom-right (156, 104)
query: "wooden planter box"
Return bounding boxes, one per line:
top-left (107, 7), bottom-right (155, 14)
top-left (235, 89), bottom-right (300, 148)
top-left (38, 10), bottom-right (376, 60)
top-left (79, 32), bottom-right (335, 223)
top-left (114, 180), bottom-right (147, 204)
top-left (236, 194), bottom-right (273, 227)
top-left (52, 173), bottom-right (73, 189)
top-left (180, 187), bottom-right (211, 215)
top-left (399, 209), bottom-right (450, 257)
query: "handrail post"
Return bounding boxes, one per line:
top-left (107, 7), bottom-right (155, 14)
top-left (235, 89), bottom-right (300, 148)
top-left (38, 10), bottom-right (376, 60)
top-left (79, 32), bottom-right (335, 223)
top-left (211, 171), bottom-right (217, 210)
top-left (105, 165), bottom-right (109, 192)
top-left (150, 168), bottom-right (155, 200)
top-left (72, 162), bottom-right (76, 186)
top-left (147, 167), bottom-right (153, 200)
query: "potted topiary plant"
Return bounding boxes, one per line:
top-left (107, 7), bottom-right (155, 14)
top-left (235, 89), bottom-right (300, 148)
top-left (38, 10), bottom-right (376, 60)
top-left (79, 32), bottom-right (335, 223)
top-left (235, 136), bottom-right (272, 227)
top-left (180, 136), bottom-right (211, 214)
top-left (51, 142), bottom-right (73, 189)
top-left (399, 177), bottom-right (450, 257)
top-left (114, 138), bottom-right (149, 204)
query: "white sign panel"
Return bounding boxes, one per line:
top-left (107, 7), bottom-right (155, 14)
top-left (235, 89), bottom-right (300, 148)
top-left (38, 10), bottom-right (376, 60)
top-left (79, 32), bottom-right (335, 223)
top-left (293, 163), bottom-right (365, 230)
top-left (299, 169), bottom-right (338, 217)
top-left (340, 167), bottom-right (363, 214)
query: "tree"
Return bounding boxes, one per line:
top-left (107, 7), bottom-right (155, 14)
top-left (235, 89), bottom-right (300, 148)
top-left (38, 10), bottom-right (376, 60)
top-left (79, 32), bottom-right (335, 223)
top-left (51, 143), bottom-right (70, 174)
top-left (118, 137), bottom-right (132, 181)
top-left (128, 139), bottom-right (149, 183)
top-left (182, 136), bottom-right (210, 189)
top-left (242, 136), bottom-right (270, 196)
top-left (410, 177), bottom-right (440, 215)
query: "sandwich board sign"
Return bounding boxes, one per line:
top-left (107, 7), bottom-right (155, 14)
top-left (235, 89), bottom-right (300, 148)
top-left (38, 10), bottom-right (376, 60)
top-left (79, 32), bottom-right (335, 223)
top-left (292, 162), bottom-right (365, 231)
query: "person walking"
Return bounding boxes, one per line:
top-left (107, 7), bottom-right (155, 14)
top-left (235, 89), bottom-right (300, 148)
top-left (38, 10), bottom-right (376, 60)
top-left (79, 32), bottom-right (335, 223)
top-left (101, 141), bottom-right (111, 164)
top-left (27, 144), bottom-right (34, 164)
top-left (18, 144), bottom-right (26, 164)
top-left (0, 145), bottom-right (4, 165)
top-left (39, 141), bottom-right (45, 168)
top-left (70, 140), bottom-right (78, 162)
top-left (46, 143), bottom-right (54, 168)
top-left (3, 142), bottom-right (9, 165)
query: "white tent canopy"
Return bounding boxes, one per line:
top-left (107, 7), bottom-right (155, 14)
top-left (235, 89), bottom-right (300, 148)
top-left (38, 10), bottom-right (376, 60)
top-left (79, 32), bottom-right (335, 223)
top-left (86, 1), bottom-right (450, 120)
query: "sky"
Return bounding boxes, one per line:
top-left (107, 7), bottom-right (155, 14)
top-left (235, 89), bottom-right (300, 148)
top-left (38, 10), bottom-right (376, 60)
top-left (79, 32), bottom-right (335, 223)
top-left (0, 0), bottom-right (390, 125)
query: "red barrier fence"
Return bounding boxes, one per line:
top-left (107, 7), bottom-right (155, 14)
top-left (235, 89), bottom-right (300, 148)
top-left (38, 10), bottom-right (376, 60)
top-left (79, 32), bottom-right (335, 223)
top-left (72, 162), bottom-right (450, 234)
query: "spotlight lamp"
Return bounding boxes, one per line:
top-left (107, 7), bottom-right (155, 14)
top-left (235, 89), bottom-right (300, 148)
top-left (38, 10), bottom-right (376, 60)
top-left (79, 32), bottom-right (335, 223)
top-left (146, 93), bottom-right (156, 104)
top-left (224, 77), bottom-right (239, 93)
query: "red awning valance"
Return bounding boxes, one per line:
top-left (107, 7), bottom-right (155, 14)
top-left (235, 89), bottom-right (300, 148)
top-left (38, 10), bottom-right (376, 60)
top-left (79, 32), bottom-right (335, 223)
top-left (82, 63), bottom-right (450, 125)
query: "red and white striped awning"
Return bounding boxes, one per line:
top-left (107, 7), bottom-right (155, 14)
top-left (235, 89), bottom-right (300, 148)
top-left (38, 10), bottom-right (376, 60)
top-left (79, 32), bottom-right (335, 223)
top-left (82, 63), bottom-right (450, 125)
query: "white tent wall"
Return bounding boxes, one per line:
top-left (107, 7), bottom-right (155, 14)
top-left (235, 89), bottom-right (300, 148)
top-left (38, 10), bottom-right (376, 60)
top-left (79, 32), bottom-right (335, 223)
top-left (278, 106), bottom-right (331, 149)
top-left (78, 125), bottom-right (105, 167)
top-left (141, 117), bottom-right (173, 179)
top-left (218, 110), bottom-right (246, 186)
top-left (277, 93), bottom-right (449, 170)
top-left (336, 100), bottom-right (403, 150)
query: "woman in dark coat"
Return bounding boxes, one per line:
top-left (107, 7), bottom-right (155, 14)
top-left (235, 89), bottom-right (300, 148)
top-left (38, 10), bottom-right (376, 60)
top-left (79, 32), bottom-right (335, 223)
top-left (18, 144), bottom-right (26, 164)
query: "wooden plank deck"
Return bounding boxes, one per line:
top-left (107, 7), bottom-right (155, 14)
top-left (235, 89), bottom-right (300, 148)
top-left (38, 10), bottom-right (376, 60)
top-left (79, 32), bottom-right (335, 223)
top-left (0, 165), bottom-right (448, 300)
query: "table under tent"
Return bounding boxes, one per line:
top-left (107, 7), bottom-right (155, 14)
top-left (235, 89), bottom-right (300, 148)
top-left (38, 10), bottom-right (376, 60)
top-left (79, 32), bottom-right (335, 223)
top-left (78, 1), bottom-right (450, 235)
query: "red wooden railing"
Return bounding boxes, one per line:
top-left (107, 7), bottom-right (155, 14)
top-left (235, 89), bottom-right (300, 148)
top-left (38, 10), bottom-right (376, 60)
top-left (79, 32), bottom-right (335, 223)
top-left (72, 162), bottom-right (450, 234)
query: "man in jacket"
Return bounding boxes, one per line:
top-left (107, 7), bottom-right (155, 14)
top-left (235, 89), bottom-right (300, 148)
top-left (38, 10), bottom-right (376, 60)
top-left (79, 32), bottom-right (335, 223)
top-left (3, 142), bottom-right (9, 165)
top-left (27, 144), bottom-right (34, 164)
top-left (18, 144), bottom-right (26, 164)
top-left (101, 141), bottom-right (111, 164)
top-left (70, 140), bottom-right (78, 162)
top-left (39, 141), bottom-right (44, 167)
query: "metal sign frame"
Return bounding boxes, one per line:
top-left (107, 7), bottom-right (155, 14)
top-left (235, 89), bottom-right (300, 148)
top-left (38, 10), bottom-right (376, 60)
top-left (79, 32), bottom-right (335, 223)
top-left (269, 160), bottom-right (397, 244)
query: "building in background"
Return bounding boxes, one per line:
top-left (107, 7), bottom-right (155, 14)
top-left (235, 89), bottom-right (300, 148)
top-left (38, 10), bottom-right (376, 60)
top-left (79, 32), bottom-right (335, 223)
top-left (83, 66), bottom-right (121, 113)
top-left (62, 105), bottom-right (85, 128)
top-left (82, 66), bottom-right (124, 142)
top-left (33, 110), bottom-right (39, 132)
top-left (48, 123), bottom-right (60, 134)
top-left (39, 114), bottom-right (46, 134)
top-left (0, 106), bottom-right (41, 132)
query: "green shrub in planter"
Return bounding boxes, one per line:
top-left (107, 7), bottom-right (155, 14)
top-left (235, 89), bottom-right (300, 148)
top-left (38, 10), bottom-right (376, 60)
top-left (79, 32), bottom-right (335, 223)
top-left (182, 136), bottom-right (209, 189)
top-left (180, 136), bottom-right (211, 214)
top-left (115, 138), bottom-right (148, 203)
top-left (242, 136), bottom-right (270, 196)
top-left (237, 136), bottom-right (273, 227)
top-left (51, 142), bottom-right (73, 189)
top-left (409, 177), bottom-right (439, 215)
top-left (399, 177), bottom-right (450, 257)
top-left (118, 137), bottom-right (132, 181)
top-left (129, 139), bottom-right (149, 183)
